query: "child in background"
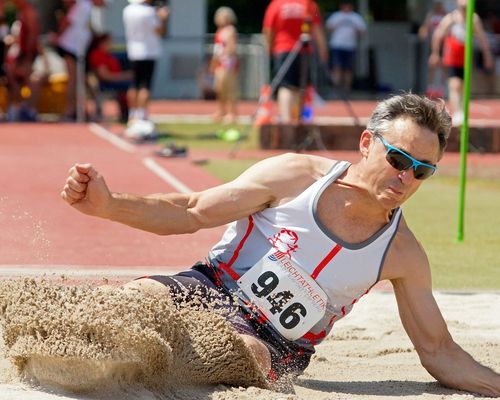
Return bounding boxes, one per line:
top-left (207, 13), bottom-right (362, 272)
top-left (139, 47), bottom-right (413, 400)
top-left (211, 7), bottom-right (239, 124)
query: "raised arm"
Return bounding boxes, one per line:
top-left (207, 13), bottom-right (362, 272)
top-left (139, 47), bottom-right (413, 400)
top-left (61, 154), bottom-right (329, 236)
top-left (387, 227), bottom-right (500, 397)
top-left (473, 14), bottom-right (494, 70)
top-left (429, 13), bottom-right (452, 67)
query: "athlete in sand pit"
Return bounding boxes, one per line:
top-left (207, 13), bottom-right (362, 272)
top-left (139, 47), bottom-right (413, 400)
top-left (61, 93), bottom-right (500, 396)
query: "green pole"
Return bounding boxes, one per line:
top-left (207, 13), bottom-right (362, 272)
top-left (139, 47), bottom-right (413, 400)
top-left (457, 0), bottom-right (475, 242)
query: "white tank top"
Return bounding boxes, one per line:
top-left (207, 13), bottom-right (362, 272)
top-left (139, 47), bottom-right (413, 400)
top-left (209, 160), bottom-right (402, 348)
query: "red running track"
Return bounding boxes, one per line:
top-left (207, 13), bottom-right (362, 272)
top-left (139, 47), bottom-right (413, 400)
top-left (0, 123), bottom-right (225, 275)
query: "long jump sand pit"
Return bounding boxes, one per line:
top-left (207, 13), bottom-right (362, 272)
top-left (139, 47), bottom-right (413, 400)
top-left (0, 278), bottom-right (499, 400)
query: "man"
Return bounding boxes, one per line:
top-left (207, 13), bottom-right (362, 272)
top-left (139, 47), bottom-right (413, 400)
top-left (262, 0), bottom-right (328, 123)
top-left (4, 0), bottom-right (40, 121)
top-left (122, 0), bottom-right (169, 138)
top-left (61, 93), bottom-right (500, 396)
top-left (429, 0), bottom-right (493, 126)
top-left (325, 0), bottom-right (366, 93)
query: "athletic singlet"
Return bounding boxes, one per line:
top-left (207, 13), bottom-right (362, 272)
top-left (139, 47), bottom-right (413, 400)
top-left (208, 160), bottom-right (402, 349)
top-left (213, 26), bottom-right (239, 72)
top-left (443, 13), bottom-right (466, 67)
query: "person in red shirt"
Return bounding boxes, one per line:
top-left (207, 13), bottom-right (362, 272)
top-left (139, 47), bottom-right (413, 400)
top-left (4, 0), bottom-right (40, 121)
top-left (429, 0), bottom-right (493, 125)
top-left (263, 0), bottom-right (327, 123)
top-left (88, 33), bottom-right (133, 123)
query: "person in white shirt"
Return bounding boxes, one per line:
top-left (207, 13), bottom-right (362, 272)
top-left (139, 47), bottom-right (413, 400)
top-left (325, 0), bottom-right (366, 93)
top-left (50, 0), bottom-right (105, 121)
top-left (123, 0), bottom-right (168, 137)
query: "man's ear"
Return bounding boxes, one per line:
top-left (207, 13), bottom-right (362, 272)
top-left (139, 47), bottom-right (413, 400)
top-left (359, 130), bottom-right (374, 158)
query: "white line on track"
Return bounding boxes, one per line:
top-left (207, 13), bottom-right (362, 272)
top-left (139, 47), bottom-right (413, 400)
top-left (88, 123), bottom-right (136, 153)
top-left (87, 123), bottom-right (193, 193)
top-left (0, 265), bottom-right (184, 278)
top-left (142, 157), bottom-right (193, 193)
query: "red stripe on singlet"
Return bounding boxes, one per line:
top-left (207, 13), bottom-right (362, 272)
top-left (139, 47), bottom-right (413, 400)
top-left (311, 243), bottom-right (342, 280)
top-left (219, 215), bottom-right (254, 280)
top-left (302, 330), bottom-right (327, 346)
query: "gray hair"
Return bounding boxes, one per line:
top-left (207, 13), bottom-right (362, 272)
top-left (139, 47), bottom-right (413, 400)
top-left (214, 7), bottom-right (237, 25)
top-left (366, 93), bottom-right (452, 155)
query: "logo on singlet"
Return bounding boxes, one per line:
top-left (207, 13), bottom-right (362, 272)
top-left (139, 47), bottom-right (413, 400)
top-left (269, 228), bottom-right (299, 257)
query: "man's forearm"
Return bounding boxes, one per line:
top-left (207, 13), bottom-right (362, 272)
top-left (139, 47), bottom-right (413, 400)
top-left (104, 192), bottom-right (197, 236)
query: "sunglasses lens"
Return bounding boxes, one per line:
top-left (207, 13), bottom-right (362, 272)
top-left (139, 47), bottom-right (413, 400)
top-left (386, 150), bottom-right (412, 171)
top-left (414, 165), bottom-right (435, 180)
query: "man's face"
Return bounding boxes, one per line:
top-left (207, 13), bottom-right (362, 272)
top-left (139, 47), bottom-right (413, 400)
top-left (361, 117), bottom-right (440, 210)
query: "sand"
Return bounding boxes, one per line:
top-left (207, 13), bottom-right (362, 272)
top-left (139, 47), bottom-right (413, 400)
top-left (0, 278), bottom-right (499, 400)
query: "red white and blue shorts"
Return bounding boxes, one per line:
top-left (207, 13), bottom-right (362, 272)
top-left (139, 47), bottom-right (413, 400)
top-left (139, 262), bottom-right (314, 380)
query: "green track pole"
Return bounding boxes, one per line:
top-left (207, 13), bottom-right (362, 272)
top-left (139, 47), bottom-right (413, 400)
top-left (457, 0), bottom-right (475, 242)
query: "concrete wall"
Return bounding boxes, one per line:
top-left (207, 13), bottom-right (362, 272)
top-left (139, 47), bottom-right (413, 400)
top-left (103, 0), bottom-right (206, 99)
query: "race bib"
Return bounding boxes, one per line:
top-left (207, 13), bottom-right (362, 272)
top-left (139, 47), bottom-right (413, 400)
top-left (237, 249), bottom-right (327, 340)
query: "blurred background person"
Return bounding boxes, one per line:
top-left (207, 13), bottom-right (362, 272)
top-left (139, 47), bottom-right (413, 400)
top-left (325, 0), bottom-right (366, 94)
top-left (430, 0), bottom-right (493, 125)
top-left (418, 1), bottom-right (447, 98)
top-left (0, 0), bottom-right (9, 87)
top-left (197, 54), bottom-right (216, 101)
top-left (49, 0), bottom-right (105, 121)
top-left (23, 44), bottom-right (67, 121)
top-left (4, 0), bottom-right (39, 121)
top-left (211, 6), bottom-right (239, 124)
top-left (88, 32), bottom-right (132, 123)
top-left (263, 0), bottom-right (328, 123)
top-left (123, 0), bottom-right (169, 138)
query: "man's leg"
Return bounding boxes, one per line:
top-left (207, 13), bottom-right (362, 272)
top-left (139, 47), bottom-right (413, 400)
top-left (448, 76), bottom-right (462, 113)
top-left (63, 55), bottom-right (77, 118)
top-left (277, 86), bottom-right (299, 123)
top-left (122, 277), bottom-right (272, 374)
top-left (136, 87), bottom-right (150, 120)
top-left (448, 76), bottom-right (463, 124)
top-left (213, 67), bottom-right (227, 122)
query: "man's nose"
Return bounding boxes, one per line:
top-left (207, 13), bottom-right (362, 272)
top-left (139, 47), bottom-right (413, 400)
top-left (398, 168), bottom-right (415, 184)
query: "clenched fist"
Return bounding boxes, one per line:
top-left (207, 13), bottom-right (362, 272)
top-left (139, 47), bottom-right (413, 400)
top-left (61, 163), bottom-right (112, 218)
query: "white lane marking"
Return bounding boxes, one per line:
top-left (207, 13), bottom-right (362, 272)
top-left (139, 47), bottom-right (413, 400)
top-left (88, 123), bottom-right (136, 153)
top-left (0, 265), bottom-right (184, 277)
top-left (142, 157), bottom-right (193, 194)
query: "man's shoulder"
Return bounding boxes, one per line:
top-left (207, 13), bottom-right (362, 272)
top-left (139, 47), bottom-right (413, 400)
top-left (264, 153), bottom-right (337, 176)
top-left (383, 218), bottom-right (429, 280)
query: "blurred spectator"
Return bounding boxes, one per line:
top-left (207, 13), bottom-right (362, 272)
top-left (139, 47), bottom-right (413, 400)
top-left (211, 6), bottom-right (239, 124)
top-left (197, 55), bottom-right (216, 100)
top-left (4, 0), bottom-right (40, 121)
top-left (430, 0), bottom-right (493, 125)
top-left (263, 0), bottom-right (328, 123)
top-left (123, 0), bottom-right (168, 138)
top-left (88, 32), bottom-right (132, 123)
top-left (419, 1), bottom-right (447, 98)
top-left (0, 3), bottom-right (8, 85)
top-left (49, 0), bottom-right (106, 121)
top-left (22, 45), bottom-right (67, 120)
top-left (325, 0), bottom-right (366, 93)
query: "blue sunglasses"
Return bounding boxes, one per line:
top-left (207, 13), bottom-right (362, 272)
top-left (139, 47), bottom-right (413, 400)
top-left (373, 133), bottom-right (437, 180)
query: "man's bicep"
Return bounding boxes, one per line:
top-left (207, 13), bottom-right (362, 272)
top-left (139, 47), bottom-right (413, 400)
top-left (187, 156), bottom-right (291, 228)
top-left (188, 180), bottom-right (273, 228)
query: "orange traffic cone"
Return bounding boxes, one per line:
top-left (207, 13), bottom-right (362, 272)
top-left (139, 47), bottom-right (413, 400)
top-left (254, 84), bottom-right (274, 126)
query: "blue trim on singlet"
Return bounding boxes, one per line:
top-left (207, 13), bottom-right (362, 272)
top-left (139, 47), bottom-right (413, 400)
top-left (312, 161), bottom-right (402, 250)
